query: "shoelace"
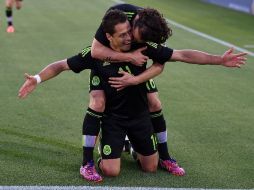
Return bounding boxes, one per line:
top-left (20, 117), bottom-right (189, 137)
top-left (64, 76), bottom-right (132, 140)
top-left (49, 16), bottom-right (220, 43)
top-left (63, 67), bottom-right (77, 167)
top-left (163, 160), bottom-right (178, 169)
top-left (86, 165), bottom-right (95, 175)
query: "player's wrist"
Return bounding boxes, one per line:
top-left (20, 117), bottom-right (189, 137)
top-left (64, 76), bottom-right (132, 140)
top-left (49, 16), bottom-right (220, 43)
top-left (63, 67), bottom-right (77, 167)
top-left (132, 76), bottom-right (141, 85)
top-left (33, 74), bottom-right (42, 84)
top-left (124, 52), bottom-right (133, 62)
top-left (123, 52), bottom-right (138, 65)
top-left (211, 55), bottom-right (224, 66)
top-left (220, 55), bottom-right (226, 66)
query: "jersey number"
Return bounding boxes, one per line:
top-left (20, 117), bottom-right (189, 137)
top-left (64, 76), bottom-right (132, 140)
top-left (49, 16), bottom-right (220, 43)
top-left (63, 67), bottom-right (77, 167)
top-left (151, 134), bottom-right (157, 151)
top-left (119, 65), bottom-right (132, 74)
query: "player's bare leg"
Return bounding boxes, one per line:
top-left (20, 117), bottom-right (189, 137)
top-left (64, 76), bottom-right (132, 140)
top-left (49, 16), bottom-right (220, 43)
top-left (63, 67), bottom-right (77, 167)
top-left (15, 0), bottom-right (22, 10)
top-left (6, 0), bottom-right (15, 33)
top-left (138, 152), bottom-right (158, 172)
top-left (98, 158), bottom-right (121, 177)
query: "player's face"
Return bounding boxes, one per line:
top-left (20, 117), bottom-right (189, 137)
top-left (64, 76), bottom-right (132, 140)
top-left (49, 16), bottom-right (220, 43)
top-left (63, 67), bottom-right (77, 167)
top-left (132, 16), bottom-right (144, 43)
top-left (132, 27), bottom-right (143, 43)
top-left (108, 21), bottom-right (132, 52)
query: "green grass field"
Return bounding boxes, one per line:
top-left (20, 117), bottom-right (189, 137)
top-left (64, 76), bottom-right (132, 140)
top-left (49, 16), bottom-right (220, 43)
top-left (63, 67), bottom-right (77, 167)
top-left (0, 0), bottom-right (253, 188)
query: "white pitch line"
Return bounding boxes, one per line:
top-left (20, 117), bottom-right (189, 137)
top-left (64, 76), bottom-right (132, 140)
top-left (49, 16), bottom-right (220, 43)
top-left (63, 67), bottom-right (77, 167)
top-left (164, 18), bottom-right (254, 57)
top-left (111, 0), bottom-right (254, 57)
top-left (244, 45), bottom-right (254, 49)
top-left (112, 0), bottom-right (125, 4)
top-left (0, 186), bottom-right (251, 190)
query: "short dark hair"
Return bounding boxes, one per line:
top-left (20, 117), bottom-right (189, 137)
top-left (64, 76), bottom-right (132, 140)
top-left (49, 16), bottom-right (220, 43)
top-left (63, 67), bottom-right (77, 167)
top-left (102, 9), bottom-right (128, 35)
top-left (135, 8), bottom-right (172, 44)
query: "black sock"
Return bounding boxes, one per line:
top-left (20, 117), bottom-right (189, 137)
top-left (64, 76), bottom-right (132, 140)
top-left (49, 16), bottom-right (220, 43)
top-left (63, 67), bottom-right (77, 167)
top-left (158, 142), bottom-right (171, 160)
top-left (83, 147), bottom-right (94, 165)
top-left (150, 110), bottom-right (172, 160)
top-left (82, 107), bottom-right (103, 166)
top-left (6, 7), bottom-right (13, 26)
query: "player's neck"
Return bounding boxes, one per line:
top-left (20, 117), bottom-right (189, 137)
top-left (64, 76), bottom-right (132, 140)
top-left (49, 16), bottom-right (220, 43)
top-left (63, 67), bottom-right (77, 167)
top-left (109, 44), bottom-right (122, 53)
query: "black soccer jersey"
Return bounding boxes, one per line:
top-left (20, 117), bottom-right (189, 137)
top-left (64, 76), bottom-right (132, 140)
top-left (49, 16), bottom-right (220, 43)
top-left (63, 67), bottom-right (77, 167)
top-left (67, 47), bottom-right (147, 118)
top-left (67, 44), bottom-right (173, 118)
top-left (95, 4), bottom-right (141, 47)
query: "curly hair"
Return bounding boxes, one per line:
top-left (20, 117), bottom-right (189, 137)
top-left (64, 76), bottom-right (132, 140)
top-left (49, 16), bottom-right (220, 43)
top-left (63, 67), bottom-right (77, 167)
top-left (102, 9), bottom-right (128, 35)
top-left (135, 8), bottom-right (172, 44)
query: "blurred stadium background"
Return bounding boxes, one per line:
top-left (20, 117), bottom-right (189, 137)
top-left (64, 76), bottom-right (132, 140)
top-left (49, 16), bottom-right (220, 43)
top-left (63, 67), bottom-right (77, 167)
top-left (0, 0), bottom-right (253, 188)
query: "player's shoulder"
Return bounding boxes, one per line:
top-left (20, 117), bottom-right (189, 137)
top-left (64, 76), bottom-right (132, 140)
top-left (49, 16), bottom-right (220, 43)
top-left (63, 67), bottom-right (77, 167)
top-left (80, 46), bottom-right (102, 62)
top-left (146, 42), bottom-right (173, 51)
top-left (146, 42), bottom-right (160, 49)
top-left (81, 46), bottom-right (92, 58)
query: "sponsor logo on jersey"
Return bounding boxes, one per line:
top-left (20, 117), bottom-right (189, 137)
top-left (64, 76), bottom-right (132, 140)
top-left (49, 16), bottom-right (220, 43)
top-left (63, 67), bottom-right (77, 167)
top-left (102, 61), bottom-right (111, 67)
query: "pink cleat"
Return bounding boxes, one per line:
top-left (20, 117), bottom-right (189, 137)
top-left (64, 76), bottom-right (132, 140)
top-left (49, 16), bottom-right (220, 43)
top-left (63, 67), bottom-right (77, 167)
top-left (159, 159), bottom-right (185, 176)
top-left (7, 25), bottom-right (15, 33)
top-left (80, 161), bottom-right (103, 182)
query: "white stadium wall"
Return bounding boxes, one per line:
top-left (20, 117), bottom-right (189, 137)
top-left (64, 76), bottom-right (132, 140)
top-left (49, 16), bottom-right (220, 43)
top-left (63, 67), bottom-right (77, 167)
top-left (203, 0), bottom-right (254, 15)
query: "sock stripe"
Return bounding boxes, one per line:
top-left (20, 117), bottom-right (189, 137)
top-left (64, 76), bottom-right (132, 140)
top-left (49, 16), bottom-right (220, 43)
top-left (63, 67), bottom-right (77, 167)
top-left (150, 112), bottom-right (163, 118)
top-left (156, 131), bottom-right (167, 143)
top-left (83, 135), bottom-right (97, 147)
top-left (86, 110), bottom-right (102, 118)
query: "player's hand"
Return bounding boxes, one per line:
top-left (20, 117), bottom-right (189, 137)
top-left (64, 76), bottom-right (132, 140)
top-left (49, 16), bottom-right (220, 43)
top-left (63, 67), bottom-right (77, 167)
top-left (129, 47), bottom-right (149, 66)
top-left (18, 73), bottom-right (37, 99)
top-left (221, 48), bottom-right (247, 68)
top-left (109, 71), bottom-right (138, 91)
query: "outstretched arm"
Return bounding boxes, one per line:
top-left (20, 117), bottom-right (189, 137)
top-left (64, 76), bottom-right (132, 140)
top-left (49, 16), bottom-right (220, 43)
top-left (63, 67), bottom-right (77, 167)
top-left (171, 48), bottom-right (247, 67)
top-left (91, 38), bottom-right (149, 66)
top-left (109, 62), bottom-right (164, 90)
top-left (18, 59), bottom-right (70, 99)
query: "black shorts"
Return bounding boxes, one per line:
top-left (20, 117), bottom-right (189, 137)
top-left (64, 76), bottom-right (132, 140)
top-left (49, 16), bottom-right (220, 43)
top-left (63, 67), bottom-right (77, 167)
top-left (89, 70), bottom-right (158, 93)
top-left (100, 113), bottom-right (157, 159)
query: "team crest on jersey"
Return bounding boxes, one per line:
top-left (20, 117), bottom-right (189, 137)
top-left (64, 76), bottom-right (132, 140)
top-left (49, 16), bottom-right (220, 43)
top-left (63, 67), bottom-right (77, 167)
top-left (92, 76), bottom-right (100, 86)
top-left (103, 145), bottom-right (112, 155)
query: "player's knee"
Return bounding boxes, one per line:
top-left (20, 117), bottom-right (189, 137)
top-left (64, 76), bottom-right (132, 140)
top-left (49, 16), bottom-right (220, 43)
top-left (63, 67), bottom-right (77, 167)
top-left (148, 96), bottom-right (162, 112)
top-left (139, 153), bottom-right (158, 173)
top-left (90, 99), bottom-right (105, 112)
top-left (89, 91), bottom-right (105, 112)
top-left (6, 1), bottom-right (13, 8)
top-left (15, 1), bottom-right (22, 9)
top-left (141, 162), bottom-right (157, 173)
top-left (101, 165), bottom-right (120, 177)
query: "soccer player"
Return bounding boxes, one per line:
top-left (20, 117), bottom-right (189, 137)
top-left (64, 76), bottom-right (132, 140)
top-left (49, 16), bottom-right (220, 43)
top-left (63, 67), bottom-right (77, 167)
top-left (85, 4), bottom-right (185, 178)
top-left (5, 0), bottom-right (23, 33)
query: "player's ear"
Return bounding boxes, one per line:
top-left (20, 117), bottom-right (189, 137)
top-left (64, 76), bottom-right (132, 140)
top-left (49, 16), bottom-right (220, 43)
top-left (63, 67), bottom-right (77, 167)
top-left (106, 33), bottom-right (113, 42)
